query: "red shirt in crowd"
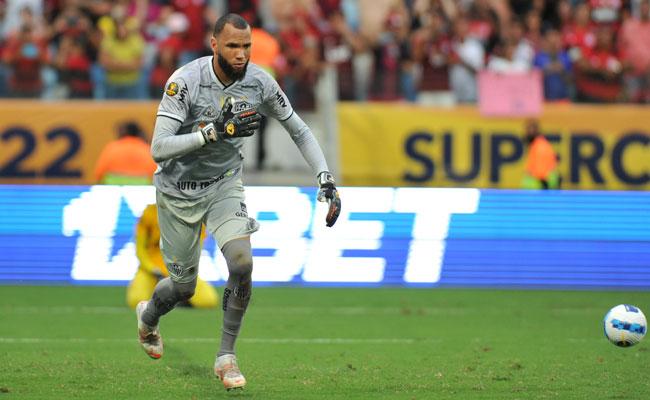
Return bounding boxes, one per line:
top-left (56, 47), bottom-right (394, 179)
top-left (576, 47), bottom-right (622, 101)
top-left (172, 0), bottom-right (207, 53)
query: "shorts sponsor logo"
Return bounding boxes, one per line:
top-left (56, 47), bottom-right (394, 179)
top-left (236, 202), bottom-right (248, 217)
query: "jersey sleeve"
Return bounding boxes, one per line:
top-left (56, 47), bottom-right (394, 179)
top-left (259, 73), bottom-right (294, 121)
top-left (157, 75), bottom-right (192, 124)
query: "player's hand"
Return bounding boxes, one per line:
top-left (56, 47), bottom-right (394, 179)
top-left (317, 171), bottom-right (341, 227)
top-left (218, 97), bottom-right (262, 138)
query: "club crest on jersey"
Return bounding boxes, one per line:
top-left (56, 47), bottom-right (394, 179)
top-left (166, 82), bottom-right (179, 96)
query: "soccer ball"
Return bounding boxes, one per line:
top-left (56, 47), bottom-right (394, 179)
top-left (603, 304), bottom-right (647, 347)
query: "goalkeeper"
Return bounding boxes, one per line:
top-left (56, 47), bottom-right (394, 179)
top-left (127, 204), bottom-right (218, 309)
top-left (135, 13), bottom-right (341, 392)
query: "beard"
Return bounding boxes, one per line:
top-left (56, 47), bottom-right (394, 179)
top-left (217, 53), bottom-right (248, 82)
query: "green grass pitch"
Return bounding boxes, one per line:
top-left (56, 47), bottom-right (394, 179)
top-left (0, 286), bottom-right (649, 399)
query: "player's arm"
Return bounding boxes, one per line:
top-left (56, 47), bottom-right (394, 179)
top-left (279, 113), bottom-right (341, 227)
top-left (151, 98), bottom-right (262, 163)
top-left (260, 75), bottom-right (341, 226)
top-left (150, 116), bottom-right (205, 162)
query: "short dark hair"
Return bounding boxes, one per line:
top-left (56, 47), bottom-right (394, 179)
top-left (213, 13), bottom-right (249, 37)
top-left (118, 121), bottom-right (144, 139)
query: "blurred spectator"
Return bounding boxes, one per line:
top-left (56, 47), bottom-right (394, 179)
top-left (2, 0), bottom-right (43, 38)
top-left (618, 0), bottom-right (650, 103)
top-left (533, 28), bottom-right (572, 101)
top-left (562, 2), bottom-right (596, 62)
top-left (149, 45), bottom-right (177, 99)
top-left (2, 24), bottom-right (49, 97)
top-left (93, 121), bottom-right (157, 185)
top-left (55, 35), bottom-right (93, 98)
top-left (171, 0), bottom-right (216, 65)
top-left (449, 16), bottom-right (484, 103)
top-left (466, 0), bottom-right (501, 53)
top-left (524, 9), bottom-right (543, 50)
top-left (99, 17), bottom-right (145, 99)
top-left (410, 8), bottom-right (451, 98)
top-left (323, 9), bottom-right (368, 100)
top-left (504, 17), bottom-right (534, 67)
top-left (590, 0), bottom-right (623, 25)
top-left (227, 0), bottom-right (259, 27)
top-left (522, 119), bottom-right (561, 190)
top-left (277, 8), bottom-right (321, 110)
top-left (574, 25), bottom-right (623, 102)
top-left (487, 39), bottom-right (531, 72)
top-left (555, 0), bottom-right (573, 31)
top-left (370, 2), bottom-right (412, 100)
top-left (0, 0), bottom-right (645, 105)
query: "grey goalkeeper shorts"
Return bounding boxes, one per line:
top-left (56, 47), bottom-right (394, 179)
top-left (155, 169), bottom-right (259, 283)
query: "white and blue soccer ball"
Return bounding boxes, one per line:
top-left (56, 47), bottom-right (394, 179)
top-left (603, 304), bottom-right (647, 347)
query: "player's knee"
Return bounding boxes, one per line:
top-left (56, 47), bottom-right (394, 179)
top-left (223, 240), bottom-right (253, 279)
top-left (229, 251), bottom-right (253, 279)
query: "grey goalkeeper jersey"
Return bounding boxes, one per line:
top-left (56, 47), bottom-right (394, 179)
top-left (152, 56), bottom-right (325, 198)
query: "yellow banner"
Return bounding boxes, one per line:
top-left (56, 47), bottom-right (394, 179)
top-left (0, 100), bottom-right (158, 184)
top-left (338, 103), bottom-right (650, 190)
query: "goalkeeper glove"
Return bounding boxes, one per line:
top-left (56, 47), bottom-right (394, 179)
top-left (200, 97), bottom-right (262, 144)
top-left (317, 171), bottom-right (341, 227)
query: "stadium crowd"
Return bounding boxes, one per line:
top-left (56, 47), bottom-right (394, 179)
top-left (1, 0), bottom-right (650, 108)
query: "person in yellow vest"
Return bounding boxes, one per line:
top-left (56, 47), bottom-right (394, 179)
top-left (522, 119), bottom-right (561, 189)
top-left (127, 204), bottom-right (219, 309)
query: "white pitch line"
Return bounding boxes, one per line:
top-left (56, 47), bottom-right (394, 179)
top-left (0, 337), bottom-right (422, 345)
top-left (0, 306), bottom-right (471, 315)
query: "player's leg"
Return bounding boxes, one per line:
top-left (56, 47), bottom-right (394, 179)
top-left (188, 278), bottom-right (219, 309)
top-left (136, 191), bottom-right (204, 359)
top-left (205, 175), bottom-right (259, 390)
top-left (219, 237), bottom-right (253, 356)
top-left (214, 236), bottom-right (253, 390)
top-left (126, 268), bottom-right (158, 309)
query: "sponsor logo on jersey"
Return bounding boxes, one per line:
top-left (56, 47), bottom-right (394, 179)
top-left (275, 90), bottom-right (287, 108)
top-left (233, 101), bottom-right (253, 113)
top-left (203, 106), bottom-right (217, 119)
top-left (165, 82), bottom-right (179, 96)
top-left (178, 84), bottom-right (189, 103)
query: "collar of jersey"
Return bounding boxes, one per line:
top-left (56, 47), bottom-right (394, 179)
top-left (210, 56), bottom-right (237, 90)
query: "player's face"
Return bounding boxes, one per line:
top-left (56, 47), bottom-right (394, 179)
top-left (212, 23), bottom-right (251, 82)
